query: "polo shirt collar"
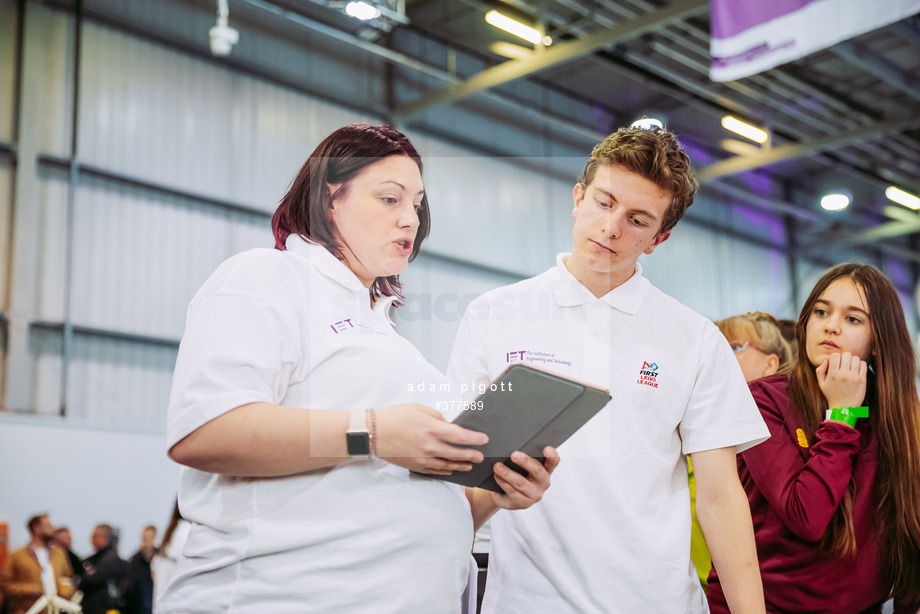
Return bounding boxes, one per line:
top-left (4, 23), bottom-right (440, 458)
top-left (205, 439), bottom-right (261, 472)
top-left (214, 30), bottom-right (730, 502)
top-left (374, 294), bottom-right (398, 325)
top-left (551, 252), bottom-right (650, 315)
top-left (285, 234), bottom-right (367, 293)
top-left (285, 234), bottom-right (398, 324)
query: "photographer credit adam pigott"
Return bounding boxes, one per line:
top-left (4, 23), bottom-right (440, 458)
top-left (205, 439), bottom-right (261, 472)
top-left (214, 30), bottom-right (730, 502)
top-left (405, 380), bottom-right (514, 395)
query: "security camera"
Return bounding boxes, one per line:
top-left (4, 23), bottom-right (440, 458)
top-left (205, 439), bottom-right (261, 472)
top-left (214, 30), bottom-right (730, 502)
top-left (209, 24), bottom-right (239, 57)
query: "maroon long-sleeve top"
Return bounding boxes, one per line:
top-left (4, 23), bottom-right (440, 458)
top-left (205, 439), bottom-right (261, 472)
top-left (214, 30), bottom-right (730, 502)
top-left (706, 373), bottom-right (904, 614)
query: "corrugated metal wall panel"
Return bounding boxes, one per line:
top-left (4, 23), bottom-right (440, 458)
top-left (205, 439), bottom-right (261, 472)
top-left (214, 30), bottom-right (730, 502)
top-left (28, 5), bottom-right (73, 156)
top-left (54, 20), bottom-right (380, 425)
top-left (66, 335), bottom-right (175, 427)
top-left (80, 0), bottom-right (389, 115)
top-left (228, 77), bottom-right (371, 210)
top-left (0, 165), bottom-right (12, 310)
top-left (70, 177), bottom-right (233, 339)
top-left (408, 135), bottom-right (573, 277)
top-left (691, 193), bottom-right (789, 248)
top-left (547, 173), bottom-right (581, 256)
top-left (79, 23), bottom-right (376, 211)
top-left (230, 80), bottom-right (301, 210)
top-left (31, 328), bottom-right (62, 416)
top-left (795, 261), bottom-right (828, 305)
top-left (228, 211), bottom-right (274, 253)
top-left (884, 256), bottom-right (919, 336)
top-left (36, 173), bottom-right (69, 321)
top-left (0, 0), bottom-right (16, 143)
top-left (79, 24), bottom-right (235, 201)
top-left (640, 225), bottom-right (793, 321)
top-left (397, 257), bottom-right (520, 372)
top-left (239, 16), bottom-right (388, 115)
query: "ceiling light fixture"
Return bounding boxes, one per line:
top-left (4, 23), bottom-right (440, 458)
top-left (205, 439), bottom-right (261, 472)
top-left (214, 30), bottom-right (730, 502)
top-left (886, 186), bottom-right (920, 210)
top-left (631, 118), bottom-right (664, 130)
top-left (209, 0), bottom-right (239, 57)
top-left (721, 115), bottom-right (768, 144)
top-left (485, 10), bottom-right (550, 46)
top-left (820, 193), bottom-right (850, 211)
top-left (345, 1), bottom-right (381, 21)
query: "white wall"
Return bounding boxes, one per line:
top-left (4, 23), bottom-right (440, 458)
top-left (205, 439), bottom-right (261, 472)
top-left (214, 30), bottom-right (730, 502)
top-left (0, 416), bottom-right (179, 558)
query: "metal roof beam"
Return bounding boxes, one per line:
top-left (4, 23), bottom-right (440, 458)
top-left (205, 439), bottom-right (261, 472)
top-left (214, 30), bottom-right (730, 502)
top-left (241, 0), bottom-right (606, 143)
top-left (830, 41), bottom-right (920, 103)
top-left (815, 220), bottom-right (920, 253)
top-left (800, 215), bottom-right (920, 262)
top-left (697, 114), bottom-right (920, 182)
top-left (392, 0), bottom-right (708, 119)
top-left (883, 205), bottom-right (920, 224)
top-left (892, 20), bottom-right (920, 48)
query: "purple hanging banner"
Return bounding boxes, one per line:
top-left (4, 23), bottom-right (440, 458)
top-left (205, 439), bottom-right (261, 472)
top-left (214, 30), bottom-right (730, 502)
top-left (710, 0), bottom-right (920, 82)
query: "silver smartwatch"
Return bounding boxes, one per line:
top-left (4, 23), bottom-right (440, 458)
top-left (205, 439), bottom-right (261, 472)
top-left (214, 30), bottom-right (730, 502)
top-left (346, 409), bottom-right (371, 456)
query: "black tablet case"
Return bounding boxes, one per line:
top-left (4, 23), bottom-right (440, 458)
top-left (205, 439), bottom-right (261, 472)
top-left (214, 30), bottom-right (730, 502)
top-left (415, 363), bottom-right (611, 492)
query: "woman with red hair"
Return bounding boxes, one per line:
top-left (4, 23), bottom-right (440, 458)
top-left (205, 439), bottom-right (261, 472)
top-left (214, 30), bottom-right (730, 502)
top-left (162, 124), bottom-right (557, 613)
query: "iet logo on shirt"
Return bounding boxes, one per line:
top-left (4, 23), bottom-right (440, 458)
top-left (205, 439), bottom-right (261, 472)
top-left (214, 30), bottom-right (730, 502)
top-left (637, 361), bottom-right (660, 388)
top-left (330, 319), bottom-right (355, 333)
top-left (328, 318), bottom-right (386, 336)
top-left (505, 349), bottom-right (574, 368)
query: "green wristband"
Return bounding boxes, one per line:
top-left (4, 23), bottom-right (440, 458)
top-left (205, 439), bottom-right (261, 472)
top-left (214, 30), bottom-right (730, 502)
top-left (825, 406), bottom-right (869, 427)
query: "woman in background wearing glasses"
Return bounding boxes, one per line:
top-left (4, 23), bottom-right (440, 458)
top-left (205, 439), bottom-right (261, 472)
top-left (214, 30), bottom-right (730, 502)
top-left (716, 311), bottom-right (793, 383)
top-left (689, 311), bottom-right (792, 590)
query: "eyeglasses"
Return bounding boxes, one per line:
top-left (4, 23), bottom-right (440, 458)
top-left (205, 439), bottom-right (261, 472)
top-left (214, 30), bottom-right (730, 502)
top-left (730, 341), bottom-right (766, 354)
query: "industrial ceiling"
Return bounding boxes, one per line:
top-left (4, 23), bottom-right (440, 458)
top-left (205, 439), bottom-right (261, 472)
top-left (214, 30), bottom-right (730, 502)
top-left (64, 0), bottom-right (920, 266)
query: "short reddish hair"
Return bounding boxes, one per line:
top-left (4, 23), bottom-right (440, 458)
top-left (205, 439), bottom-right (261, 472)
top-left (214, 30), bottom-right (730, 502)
top-left (271, 124), bottom-right (430, 302)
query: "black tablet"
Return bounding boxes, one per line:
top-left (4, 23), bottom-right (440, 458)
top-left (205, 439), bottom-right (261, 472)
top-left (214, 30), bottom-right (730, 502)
top-left (414, 363), bottom-right (611, 492)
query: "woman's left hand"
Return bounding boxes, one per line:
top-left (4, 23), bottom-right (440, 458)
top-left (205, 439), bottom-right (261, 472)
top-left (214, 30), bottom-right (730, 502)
top-left (488, 446), bottom-right (560, 510)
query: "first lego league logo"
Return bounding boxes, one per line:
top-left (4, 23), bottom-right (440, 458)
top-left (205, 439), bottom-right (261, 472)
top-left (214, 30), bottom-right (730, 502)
top-left (637, 361), bottom-right (659, 388)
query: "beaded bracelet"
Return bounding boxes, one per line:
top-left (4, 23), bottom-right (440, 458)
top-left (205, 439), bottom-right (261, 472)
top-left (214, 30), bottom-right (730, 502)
top-left (825, 406), bottom-right (869, 427)
top-left (367, 408), bottom-right (378, 457)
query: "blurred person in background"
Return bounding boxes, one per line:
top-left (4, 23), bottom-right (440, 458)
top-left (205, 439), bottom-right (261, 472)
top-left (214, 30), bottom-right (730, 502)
top-left (776, 318), bottom-right (798, 363)
top-left (0, 514), bottom-right (75, 614)
top-left (123, 525), bottom-right (157, 614)
top-left (80, 523), bottom-right (128, 614)
top-left (690, 311), bottom-right (793, 587)
top-left (51, 527), bottom-right (83, 590)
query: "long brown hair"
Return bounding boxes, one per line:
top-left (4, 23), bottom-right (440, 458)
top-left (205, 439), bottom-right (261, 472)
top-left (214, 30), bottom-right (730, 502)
top-left (788, 263), bottom-right (920, 605)
top-left (158, 499), bottom-right (183, 555)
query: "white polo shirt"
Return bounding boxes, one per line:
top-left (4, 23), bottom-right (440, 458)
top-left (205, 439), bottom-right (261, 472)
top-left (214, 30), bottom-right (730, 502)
top-left (448, 254), bottom-right (768, 614)
top-left (163, 235), bottom-right (472, 614)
